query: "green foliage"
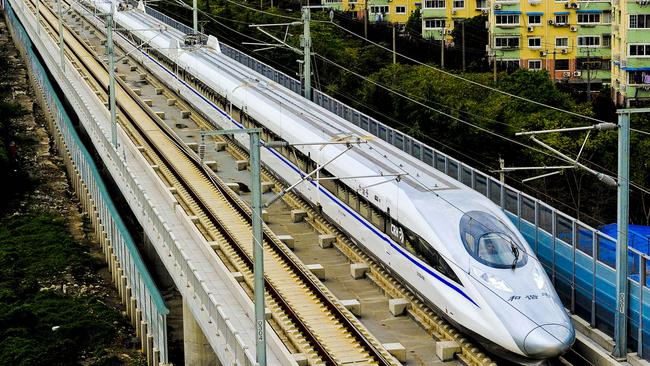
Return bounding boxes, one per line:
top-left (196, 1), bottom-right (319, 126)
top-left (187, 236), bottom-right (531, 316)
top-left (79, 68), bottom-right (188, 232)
top-left (0, 215), bottom-right (94, 296)
top-left (0, 214), bottom-right (124, 365)
top-left (405, 9), bottom-right (421, 35)
top-left (160, 0), bottom-right (632, 223)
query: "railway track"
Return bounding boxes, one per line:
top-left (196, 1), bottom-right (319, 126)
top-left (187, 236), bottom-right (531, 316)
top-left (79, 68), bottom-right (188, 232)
top-left (34, 2), bottom-right (594, 366)
top-left (43, 2), bottom-right (505, 365)
top-left (29, 1), bottom-right (398, 364)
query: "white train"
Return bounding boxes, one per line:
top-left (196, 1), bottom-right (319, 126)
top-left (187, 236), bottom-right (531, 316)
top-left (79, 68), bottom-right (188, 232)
top-left (91, 2), bottom-right (575, 362)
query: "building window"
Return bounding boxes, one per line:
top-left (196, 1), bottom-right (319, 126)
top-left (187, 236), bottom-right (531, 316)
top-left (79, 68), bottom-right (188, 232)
top-left (630, 14), bottom-right (650, 29)
top-left (555, 59), bottom-right (569, 70)
top-left (577, 13), bottom-right (600, 24)
top-left (628, 71), bottom-right (650, 85)
top-left (555, 14), bottom-right (568, 25)
top-left (555, 37), bottom-right (568, 47)
top-left (629, 44), bottom-right (650, 56)
top-left (602, 11), bottom-right (611, 24)
top-left (424, 19), bottom-right (446, 28)
top-left (528, 60), bottom-right (542, 70)
top-left (370, 5), bottom-right (389, 13)
top-left (496, 59), bottom-right (520, 71)
top-left (453, 0), bottom-right (464, 7)
top-left (603, 34), bottom-right (611, 47)
top-left (495, 15), bottom-right (520, 25)
top-left (476, 0), bottom-right (487, 7)
top-left (578, 36), bottom-right (600, 47)
top-left (395, 5), bottom-right (406, 13)
top-left (577, 57), bottom-right (610, 70)
top-left (528, 15), bottom-right (541, 25)
top-left (494, 37), bottom-right (520, 49)
top-left (424, 0), bottom-right (445, 8)
top-left (528, 37), bottom-right (541, 48)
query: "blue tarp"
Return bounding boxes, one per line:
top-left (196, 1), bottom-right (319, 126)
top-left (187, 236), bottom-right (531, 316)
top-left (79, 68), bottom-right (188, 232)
top-left (600, 224), bottom-right (650, 255)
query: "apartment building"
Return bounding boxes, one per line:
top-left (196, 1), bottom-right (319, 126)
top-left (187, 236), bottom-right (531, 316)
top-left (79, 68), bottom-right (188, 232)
top-left (488, 0), bottom-right (612, 83)
top-left (322, 0), bottom-right (414, 24)
top-left (611, 0), bottom-right (650, 106)
top-left (322, 0), bottom-right (648, 105)
top-left (420, 0), bottom-right (488, 40)
top-left (322, 0), bottom-right (486, 41)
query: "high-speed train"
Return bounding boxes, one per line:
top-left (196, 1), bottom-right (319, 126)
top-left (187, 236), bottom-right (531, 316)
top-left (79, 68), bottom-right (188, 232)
top-left (87, 1), bottom-right (575, 362)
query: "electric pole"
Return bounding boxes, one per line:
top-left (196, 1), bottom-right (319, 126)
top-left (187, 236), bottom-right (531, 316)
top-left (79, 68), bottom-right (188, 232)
top-left (57, 0), bottom-right (65, 72)
top-left (499, 157), bottom-right (505, 183)
top-left (249, 130), bottom-right (265, 366)
top-left (461, 20), bottom-right (466, 72)
top-left (364, 1), bottom-right (368, 38)
top-left (107, 2), bottom-right (117, 148)
top-left (440, 30), bottom-right (444, 69)
top-left (301, 7), bottom-right (312, 100)
top-left (586, 48), bottom-right (592, 95)
top-left (614, 109), bottom-right (630, 360)
top-left (193, 0), bottom-right (198, 33)
top-left (493, 51), bottom-right (497, 83)
top-left (553, 49), bottom-right (557, 82)
top-left (392, 25), bottom-right (396, 64)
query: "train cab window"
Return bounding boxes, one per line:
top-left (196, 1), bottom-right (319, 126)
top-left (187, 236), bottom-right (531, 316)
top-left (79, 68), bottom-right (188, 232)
top-left (459, 211), bottom-right (527, 269)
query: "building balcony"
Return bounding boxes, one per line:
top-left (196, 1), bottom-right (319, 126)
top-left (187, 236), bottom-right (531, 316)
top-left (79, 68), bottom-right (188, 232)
top-left (420, 8), bottom-right (447, 18)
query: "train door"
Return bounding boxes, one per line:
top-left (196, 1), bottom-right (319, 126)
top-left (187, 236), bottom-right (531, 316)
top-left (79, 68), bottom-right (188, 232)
top-left (383, 207), bottom-right (393, 266)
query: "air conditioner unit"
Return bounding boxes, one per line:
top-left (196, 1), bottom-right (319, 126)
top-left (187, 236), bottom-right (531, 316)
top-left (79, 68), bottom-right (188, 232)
top-left (561, 48), bottom-right (568, 54)
top-left (528, 26), bottom-right (534, 31)
top-left (447, 29), bottom-right (453, 34)
top-left (563, 71), bottom-right (571, 77)
top-left (570, 25), bottom-right (578, 31)
top-left (482, 9), bottom-right (489, 14)
top-left (564, 3), bottom-right (571, 8)
top-left (573, 3), bottom-right (580, 8)
top-left (494, 3), bottom-right (501, 9)
top-left (642, 85), bottom-right (650, 91)
top-left (452, 9), bottom-right (457, 14)
top-left (548, 19), bottom-right (555, 25)
top-left (574, 71), bottom-right (582, 77)
top-left (540, 50), bottom-right (547, 56)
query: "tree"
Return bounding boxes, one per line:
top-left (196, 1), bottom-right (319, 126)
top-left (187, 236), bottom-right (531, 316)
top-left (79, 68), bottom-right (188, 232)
top-left (404, 8), bottom-right (421, 36)
top-left (451, 15), bottom-right (489, 71)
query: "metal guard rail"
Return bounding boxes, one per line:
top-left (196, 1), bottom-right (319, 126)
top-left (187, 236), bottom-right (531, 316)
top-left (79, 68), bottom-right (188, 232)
top-left (120, 4), bottom-right (650, 359)
top-left (11, 0), bottom-right (258, 362)
top-left (4, 1), bottom-right (170, 362)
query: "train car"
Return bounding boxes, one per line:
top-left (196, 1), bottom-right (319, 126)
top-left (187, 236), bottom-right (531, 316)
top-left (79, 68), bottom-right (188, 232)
top-left (97, 2), bottom-right (576, 362)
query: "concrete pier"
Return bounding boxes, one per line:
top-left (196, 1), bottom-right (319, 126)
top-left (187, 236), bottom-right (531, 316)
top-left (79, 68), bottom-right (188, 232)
top-left (183, 300), bottom-right (220, 366)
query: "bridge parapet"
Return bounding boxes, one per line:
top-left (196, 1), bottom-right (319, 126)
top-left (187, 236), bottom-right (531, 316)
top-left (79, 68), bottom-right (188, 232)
top-left (116, 4), bottom-right (650, 359)
top-left (7, 0), bottom-right (296, 364)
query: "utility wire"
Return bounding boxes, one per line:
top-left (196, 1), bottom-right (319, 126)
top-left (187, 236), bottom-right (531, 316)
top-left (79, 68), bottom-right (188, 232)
top-left (632, 128), bottom-right (650, 136)
top-left (319, 19), bottom-right (614, 124)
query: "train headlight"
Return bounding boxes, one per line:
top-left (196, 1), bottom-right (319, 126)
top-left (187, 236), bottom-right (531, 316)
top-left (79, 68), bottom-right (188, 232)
top-left (472, 267), bottom-right (513, 293)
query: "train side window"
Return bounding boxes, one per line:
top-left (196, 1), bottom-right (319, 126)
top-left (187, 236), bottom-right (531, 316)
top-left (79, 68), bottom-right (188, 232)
top-left (399, 225), bottom-right (461, 285)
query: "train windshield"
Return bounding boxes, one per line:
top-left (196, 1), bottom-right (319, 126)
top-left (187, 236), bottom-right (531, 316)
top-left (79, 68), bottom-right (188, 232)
top-left (459, 211), bottom-right (527, 269)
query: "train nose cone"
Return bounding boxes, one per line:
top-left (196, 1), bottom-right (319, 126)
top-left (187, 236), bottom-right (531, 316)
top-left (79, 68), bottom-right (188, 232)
top-left (523, 324), bottom-right (574, 359)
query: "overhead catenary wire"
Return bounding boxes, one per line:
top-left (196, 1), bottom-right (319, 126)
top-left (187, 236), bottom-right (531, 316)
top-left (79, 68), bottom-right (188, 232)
top-left (325, 83), bottom-right (615, 227)
top-left (94, 2), bottom-right (650, 336)
top-left (151, 0), bottom-right (650, 199)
